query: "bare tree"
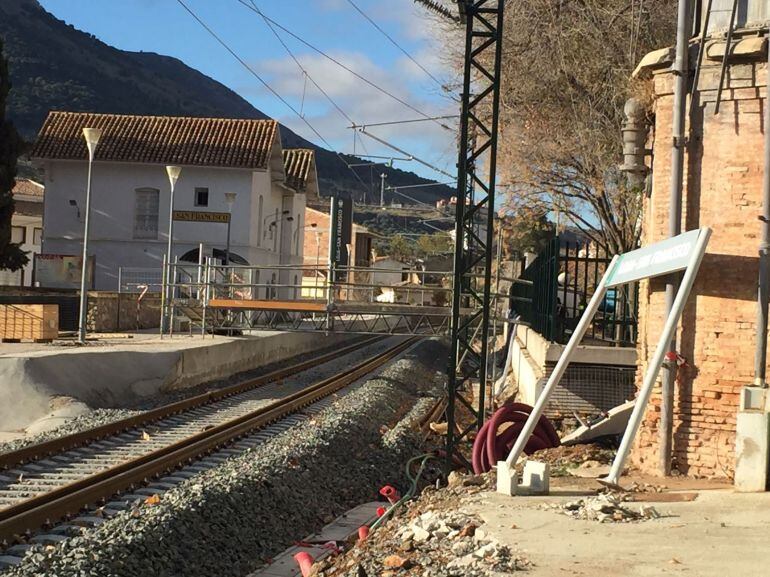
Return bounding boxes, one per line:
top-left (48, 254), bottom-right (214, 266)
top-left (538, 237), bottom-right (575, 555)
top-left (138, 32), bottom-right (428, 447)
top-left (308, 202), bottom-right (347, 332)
top-left (416, 0), bottom-right (676, 253)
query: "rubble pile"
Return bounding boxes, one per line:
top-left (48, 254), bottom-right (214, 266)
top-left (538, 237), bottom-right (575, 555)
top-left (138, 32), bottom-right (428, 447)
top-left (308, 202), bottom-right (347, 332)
top-left (316, 473), bottom-right (529, 577)
top-left (551, 492), bottom-right (661, 523)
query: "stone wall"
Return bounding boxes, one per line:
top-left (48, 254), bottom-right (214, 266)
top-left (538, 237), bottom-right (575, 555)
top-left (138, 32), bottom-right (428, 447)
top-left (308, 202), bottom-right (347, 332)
top-left (633, 57), bottom-right (767, 478)
top-left (86, 292), bottom-right (162, 332)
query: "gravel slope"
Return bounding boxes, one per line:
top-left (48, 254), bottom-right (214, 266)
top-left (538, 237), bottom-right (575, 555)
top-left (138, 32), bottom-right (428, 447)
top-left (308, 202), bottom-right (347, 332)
top-left (5, 338), bottom-right (447, 577)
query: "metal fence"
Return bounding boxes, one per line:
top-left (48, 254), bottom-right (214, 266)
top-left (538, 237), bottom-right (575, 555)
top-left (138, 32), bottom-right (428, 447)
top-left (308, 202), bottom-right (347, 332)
top-left (510, 236), bottom-right (638, 346)
top-left (118, 267), bottom-right (163, 294)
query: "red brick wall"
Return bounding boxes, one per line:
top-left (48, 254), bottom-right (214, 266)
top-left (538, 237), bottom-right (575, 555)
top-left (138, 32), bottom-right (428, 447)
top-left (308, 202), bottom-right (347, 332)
top-left (633, 61), bottom-right (767, 478)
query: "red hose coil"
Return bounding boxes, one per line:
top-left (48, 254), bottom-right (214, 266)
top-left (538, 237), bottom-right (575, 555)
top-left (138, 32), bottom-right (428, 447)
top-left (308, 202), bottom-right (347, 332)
top-left (472, 402), bottom-right (560, 474)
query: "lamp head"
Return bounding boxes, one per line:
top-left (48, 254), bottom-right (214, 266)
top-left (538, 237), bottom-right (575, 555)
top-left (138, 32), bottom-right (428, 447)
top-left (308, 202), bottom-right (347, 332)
top-left (166, 165), bottom-right (182, 188)
top-left (82, 128), bottom-right (102, 160)
top-left (224, 192), bottom-right (237, 208)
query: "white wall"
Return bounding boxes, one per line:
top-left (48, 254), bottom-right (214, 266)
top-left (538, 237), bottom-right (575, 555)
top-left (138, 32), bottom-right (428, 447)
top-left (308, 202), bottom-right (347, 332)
top-left (0, 213), bottom-right (42, 286)
top-left (40, 160), bottom-right (301, 290)
top-left (371, 258), bottom-right (408, 286)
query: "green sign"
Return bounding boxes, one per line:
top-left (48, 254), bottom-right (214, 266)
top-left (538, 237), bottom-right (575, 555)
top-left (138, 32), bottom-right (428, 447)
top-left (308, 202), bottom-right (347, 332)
top-left (605, 229), bottom-right (703, 287)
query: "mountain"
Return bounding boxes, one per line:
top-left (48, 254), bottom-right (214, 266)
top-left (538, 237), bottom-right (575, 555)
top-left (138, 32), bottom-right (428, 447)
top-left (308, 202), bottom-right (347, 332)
top-left (0, 0), bottom-right (454, 205)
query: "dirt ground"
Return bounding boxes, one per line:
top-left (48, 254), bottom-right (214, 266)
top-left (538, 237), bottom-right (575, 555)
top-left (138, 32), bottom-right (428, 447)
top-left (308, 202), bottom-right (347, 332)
top-left (470, 477), bottom-right (767, 577)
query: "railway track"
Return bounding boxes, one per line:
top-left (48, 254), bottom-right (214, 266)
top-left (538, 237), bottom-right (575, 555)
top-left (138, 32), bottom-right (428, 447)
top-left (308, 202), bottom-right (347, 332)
top-left (0, 335), bottom-right (418, 562)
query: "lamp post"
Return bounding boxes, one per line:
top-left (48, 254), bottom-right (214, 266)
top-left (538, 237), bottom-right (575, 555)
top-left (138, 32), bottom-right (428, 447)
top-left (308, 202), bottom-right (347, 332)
top-left (77, 127), bottom-right (102, 344)
top-left (163, 165), bottom-right (182, 334)
top-left (224, 192), bottom-right (237, 265)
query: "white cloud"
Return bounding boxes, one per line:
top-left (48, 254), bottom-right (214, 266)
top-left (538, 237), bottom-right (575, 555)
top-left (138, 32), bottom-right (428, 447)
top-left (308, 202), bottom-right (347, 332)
top-left (250, 49), bottom-right (457, 178)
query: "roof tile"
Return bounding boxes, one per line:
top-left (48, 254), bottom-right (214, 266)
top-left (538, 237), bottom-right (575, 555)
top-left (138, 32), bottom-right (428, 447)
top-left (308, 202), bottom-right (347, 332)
top-left (31, 111), bottom-right (279, 170)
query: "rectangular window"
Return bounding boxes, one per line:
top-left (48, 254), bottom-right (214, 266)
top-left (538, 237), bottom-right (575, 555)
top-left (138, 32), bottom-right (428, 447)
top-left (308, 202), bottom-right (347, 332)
top-left (33, 227), bottom-right (43, 245)
top-left (195, 187), bottom-right (209, 207)
top-left (134, 188), bottom-right (160, 239)
top-left (11, 226), bottom-right (25, 244)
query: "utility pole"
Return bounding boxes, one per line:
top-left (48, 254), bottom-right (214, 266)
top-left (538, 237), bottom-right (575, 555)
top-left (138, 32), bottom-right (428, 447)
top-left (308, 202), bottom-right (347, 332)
top-left (660, 0), bottom-right (691, 476)
top-left (380, 173), bottom-right (387, 208)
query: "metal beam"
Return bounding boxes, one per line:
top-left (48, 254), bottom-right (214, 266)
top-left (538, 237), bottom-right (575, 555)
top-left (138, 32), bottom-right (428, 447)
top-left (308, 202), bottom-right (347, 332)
top-left (446, 0), bottom-right (505, 463)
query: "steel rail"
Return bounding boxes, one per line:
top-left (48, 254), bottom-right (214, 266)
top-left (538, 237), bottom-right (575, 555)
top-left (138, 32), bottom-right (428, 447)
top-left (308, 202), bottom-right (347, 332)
top-left (0, 337), bottom-right (419, 542)
top-left (0, 336), bottom-right (383, 470)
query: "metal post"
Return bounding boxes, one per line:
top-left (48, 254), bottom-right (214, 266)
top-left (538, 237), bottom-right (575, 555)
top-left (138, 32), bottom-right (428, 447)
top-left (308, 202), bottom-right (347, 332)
top-left (660, 0), bottom-right (691, 477)
top-left (159, 254), bottom-right (167, 337)
top-left (447, 0), bottom-right (505, 462)
top-left (197, 242), bottom-right (204, 301)
top-left (380, 173), bottom-right (387, 208)
top-left (491, 220), bottom-right (503, 389)
top-left (606, 229), bottom-right (712, 486)
top-left (225, 218), bottom-right (231, 267)
top-left (755, 41), bottom-right (770, 387)
top-left (77, 155), bottom-right (95, 344)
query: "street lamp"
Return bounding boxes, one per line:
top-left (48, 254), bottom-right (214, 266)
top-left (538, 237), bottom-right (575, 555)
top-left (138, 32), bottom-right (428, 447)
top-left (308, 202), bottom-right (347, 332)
top-left (77, 127), bottom-right (102, 344)
top-left (224, 192), bottom-right (237, 265)
top-left (293, 221), bottom-right (317, 255)
top-left (163, 165), bottom-right (182, 334)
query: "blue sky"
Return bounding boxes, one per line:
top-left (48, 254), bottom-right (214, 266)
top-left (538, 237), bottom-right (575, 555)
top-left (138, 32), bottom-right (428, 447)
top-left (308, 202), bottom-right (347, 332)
top-left (38, 0), bottom-right (459, 183)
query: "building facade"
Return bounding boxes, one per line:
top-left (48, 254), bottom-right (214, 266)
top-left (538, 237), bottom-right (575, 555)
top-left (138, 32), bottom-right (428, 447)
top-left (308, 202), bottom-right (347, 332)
top-left (0, 179), bottom-right (44, 286)
top-left (631, 26), bottom-right (768, 479)
top-left (31, 112), bottom-right (306, 291)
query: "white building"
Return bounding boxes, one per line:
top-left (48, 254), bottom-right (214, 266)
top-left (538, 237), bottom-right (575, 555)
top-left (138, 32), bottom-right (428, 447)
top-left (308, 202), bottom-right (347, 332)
top-left (0, 179), bottom-right (44, 286)
top-left (31, 112), bottom-right (307, 291)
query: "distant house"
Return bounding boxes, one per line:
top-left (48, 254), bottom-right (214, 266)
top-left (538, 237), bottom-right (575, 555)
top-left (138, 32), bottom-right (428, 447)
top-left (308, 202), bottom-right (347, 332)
top-left (31, 111), bottom-right (307, 291)
top-left (0, 179), bottom-right (44, 287)
top-left (300, 205), bottom-right (374, 300)
top-left (371, 256), bottom-right (412, 286)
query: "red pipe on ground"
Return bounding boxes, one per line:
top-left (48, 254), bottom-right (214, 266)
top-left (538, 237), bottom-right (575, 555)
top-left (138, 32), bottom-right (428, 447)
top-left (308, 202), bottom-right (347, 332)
top-left (293, 552), bottom-right (314, 577)
top-left (379, 485), bottom-right (401, 504)
top-left (471, 402), bottom-right (560, 474)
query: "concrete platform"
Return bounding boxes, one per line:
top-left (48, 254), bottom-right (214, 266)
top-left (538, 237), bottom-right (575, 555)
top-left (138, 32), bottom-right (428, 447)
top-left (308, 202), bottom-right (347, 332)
top-left (471, 478), bottom-right (764, 577)
top-left (0, 330), bottom-right (353, 433)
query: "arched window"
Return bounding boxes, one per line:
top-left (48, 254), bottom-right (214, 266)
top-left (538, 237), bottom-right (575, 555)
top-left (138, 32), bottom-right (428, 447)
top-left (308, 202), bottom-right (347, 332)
top-left (133, 188), bottom-right (159, 239)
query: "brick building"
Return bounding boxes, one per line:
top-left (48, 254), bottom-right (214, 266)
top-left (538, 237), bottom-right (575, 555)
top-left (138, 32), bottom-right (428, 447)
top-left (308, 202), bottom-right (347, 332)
top-left (632, 32), bottom-right (768, 478)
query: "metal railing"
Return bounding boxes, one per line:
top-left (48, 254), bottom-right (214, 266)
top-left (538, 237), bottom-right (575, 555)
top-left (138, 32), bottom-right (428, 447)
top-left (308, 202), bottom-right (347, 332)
top-left (118, 267), bottom-right (163, 294)
top-left (510, 237), bottom-right (638, 346)
top-left (161, 259), bottom-right (516, 336)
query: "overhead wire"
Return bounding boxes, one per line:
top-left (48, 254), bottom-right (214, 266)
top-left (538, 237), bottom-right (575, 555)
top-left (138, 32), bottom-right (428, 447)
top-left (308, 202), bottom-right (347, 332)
top-left (176, 0), bottom-right (373, 197)
top-left (236, 0), bottom-right (455, 132)
top-left (344, 0), bottom-right (451, 94)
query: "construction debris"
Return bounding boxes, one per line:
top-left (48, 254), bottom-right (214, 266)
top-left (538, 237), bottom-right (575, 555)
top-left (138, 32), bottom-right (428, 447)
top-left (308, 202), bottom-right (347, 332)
top-left (548, 492), bottom-right (662, 523)
top-left (316, 472), bottom-right (530, 576)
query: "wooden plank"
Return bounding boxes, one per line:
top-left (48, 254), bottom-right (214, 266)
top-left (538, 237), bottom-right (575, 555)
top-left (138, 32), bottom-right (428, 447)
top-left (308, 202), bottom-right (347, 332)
top-left (207, 299), bottom-right (327, 313)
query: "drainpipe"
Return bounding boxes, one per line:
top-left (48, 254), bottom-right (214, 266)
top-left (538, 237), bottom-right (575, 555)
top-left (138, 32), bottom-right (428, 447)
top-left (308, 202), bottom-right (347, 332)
top-left (659, 0), bottom-right (691, 477)
top-left (754, 40), bottom-right (770, 388)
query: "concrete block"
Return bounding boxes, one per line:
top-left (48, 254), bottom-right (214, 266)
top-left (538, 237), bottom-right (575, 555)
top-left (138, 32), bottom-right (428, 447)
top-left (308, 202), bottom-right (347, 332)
top-left (521, 460), bottom-right (550, 495)
top-left (735, 403), bottom-right (770, 492)
top-left (495, 461), bottom-right (518, 496)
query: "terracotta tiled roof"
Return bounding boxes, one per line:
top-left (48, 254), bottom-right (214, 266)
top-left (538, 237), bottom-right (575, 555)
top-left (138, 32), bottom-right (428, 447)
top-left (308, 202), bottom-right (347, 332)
top-left (282, 148), bottom-right (315, 191)
top-left (31, 111), bottom-right (280, 169)
top-left (11, 179), bottom-right (44, 199)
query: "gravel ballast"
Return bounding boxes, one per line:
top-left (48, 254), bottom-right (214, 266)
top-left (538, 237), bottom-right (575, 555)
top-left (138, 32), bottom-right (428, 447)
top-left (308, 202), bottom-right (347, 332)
top-left (5, 338), bottom-right (447, 577)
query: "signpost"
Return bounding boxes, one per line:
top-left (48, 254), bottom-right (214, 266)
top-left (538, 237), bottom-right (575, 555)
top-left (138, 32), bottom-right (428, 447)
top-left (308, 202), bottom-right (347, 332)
top-left (496, 228), bottom-right (712, 495)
